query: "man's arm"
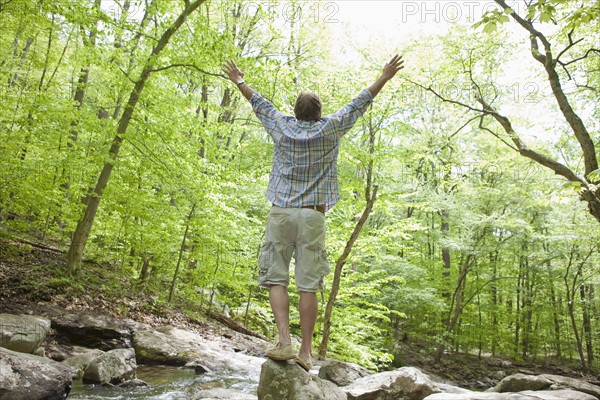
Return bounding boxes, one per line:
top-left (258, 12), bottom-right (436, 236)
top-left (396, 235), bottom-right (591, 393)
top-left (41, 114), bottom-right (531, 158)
top-left (367, 55), bottom-right (404, 98)
top-left (223, 60), bottom-right (255, 101)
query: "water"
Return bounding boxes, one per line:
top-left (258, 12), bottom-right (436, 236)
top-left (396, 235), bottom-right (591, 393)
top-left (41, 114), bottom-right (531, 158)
top-left (68, 365), bottom-right (258, 399)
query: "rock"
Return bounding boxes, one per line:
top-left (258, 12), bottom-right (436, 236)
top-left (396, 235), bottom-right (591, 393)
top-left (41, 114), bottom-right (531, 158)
top-left (62, 349), bottom-right (104, 378)
top-left (491, 373), bottom-right (600, 398)
top-left (424, 389), bottom-right (598, 399)
top-left (82, 348), bottom-right (137, 385)
top-left (191, 388), bottom-right (258, 399)
top-left (51, 311), bottom-right (133, 350)
top-left (318, 359), bottom-right (370, 386)
top-left (491, 373), bottom-right (552, 392)
top-left (0, 346), bottom-right (72, 400)
top-left (538, 374), bottom-right (600, 398)
top-left (0, 314), bottom-right (51, 354)
top-left (117, 378), bottom-right (148, 388)
top-left (522, 390), bottom-right (598, 400)
top-left (343, 366), bottom-right (440, 400)
top-left (133, 329), bottom-right (204, 366)
top-left (257, 359), bottom-right (347, 400)
top-left (133, 327), bottom-right (264, 381)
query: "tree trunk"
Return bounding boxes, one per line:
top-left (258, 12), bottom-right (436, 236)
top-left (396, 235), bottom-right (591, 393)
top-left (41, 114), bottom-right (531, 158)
top-left (549, 280), bottom-right (562, 359)
top-left (318, 186), bottom-right (378, 359)
top-left (168, 203), bottom-right (195, 303)
top-left (580, 284), bottom-right (594, 366)
top-left (67, 0), bottom-right (206, 271)
top-left (434, 253), bottom-right (475, 362)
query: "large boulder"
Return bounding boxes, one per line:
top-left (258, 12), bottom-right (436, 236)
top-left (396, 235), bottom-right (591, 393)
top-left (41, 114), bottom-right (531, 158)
top-left (343, 366), bottom-right (441, 400)
top-left (318, 359), bottom-right (371, 387)
top-left (538, 374), bottom-right (600, 398)
top-left (0, 314), bottom-right (50, 353)
top-left (133, 327), bottom-right (264, 380)
top-left (191, 388), bottom-right (258, 399)
top-left (491, 373), bottom-right (600, 398)
top-left (424, 390), bottom-right (598, 399)
top-left (82, 348), bottom-right (137, 385)
top-left (257, 359), bottom-right (347, 400)
top-left (51, 311), bottom-right (134, 350)
top-left (0, 347), bottom-right (72, 400)
top-left (490, 373), bottom-right (553, 392)
top-left (133, 328), bottom-right (203, 366)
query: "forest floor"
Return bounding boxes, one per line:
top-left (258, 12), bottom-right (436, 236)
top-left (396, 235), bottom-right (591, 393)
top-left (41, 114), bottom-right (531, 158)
top-left (1, 234), bottom-right (598, 389)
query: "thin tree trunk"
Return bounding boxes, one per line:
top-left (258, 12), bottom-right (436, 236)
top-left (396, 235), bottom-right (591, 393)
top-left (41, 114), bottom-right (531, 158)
top-left (563, 246), bottom-right (589, 370)
top-left (434, 251), bottom-right (476, 362)
top-left (491, 251), bottom-right (498, 356)
top-left (67, 0), bottom-right (205, 271)
top-left (318, 186), bottom-right (378, 359)
top-left (549, 279), bottom-right (562, 359)
top-left (168, 203), bottom-right (195, 303)
top-left (580, 284), bottom-right (593, 366)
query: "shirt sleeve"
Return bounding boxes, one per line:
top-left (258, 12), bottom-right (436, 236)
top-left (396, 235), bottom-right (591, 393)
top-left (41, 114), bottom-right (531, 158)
top-left (324, 89), bottom-right (374, 138)
top-left (250, 92), bottom-right (286, 136)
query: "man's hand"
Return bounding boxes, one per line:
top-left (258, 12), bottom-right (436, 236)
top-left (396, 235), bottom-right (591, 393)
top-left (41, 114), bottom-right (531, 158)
top-left (380, 55), bottom-right (404, 82)
top-left (223, 59), bottom-right (255, 101)
top-left (223, 60), bottom-right (244, 83)
top-left (367, 54), bottom-right (405, 98)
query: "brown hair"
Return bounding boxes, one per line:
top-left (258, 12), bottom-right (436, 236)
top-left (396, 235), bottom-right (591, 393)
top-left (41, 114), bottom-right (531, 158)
top-left (294, 92), bottom-right (322, 121)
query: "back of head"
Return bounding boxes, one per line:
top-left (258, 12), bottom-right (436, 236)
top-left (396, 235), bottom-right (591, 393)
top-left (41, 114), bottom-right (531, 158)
top-left (294, 92), bottom-right (322, 122)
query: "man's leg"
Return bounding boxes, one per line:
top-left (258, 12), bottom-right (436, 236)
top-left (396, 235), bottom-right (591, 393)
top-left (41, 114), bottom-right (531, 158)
top-left (298, 291), bottom-right (318, 356)
top-left (269, 285), bottom-right (291, 346)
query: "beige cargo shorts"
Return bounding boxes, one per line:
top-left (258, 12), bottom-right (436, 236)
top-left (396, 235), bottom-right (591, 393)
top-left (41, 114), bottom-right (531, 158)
top-left (258, 206), bottom-right (330, 292)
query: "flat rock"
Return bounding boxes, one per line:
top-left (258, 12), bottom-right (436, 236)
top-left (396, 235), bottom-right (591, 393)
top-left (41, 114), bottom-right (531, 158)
top-left (343, 366), bottom-right (440, 400)
top-left (491, 373), bottom-right (600, 399)
top-left (539, 374), bottom-right (600, 398)
top-left (133, 327), bottom-right (264, 381)
top-left (424, 389), bottom-right (598, 400)
top-left (0, 314), bottom-right (50, 353)
top-left (0, 346), bottom-right (72, 400)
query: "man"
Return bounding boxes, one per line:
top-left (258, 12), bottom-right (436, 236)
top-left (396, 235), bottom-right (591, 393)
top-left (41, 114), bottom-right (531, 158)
top-left (223, 55), bottom-right (404, 372)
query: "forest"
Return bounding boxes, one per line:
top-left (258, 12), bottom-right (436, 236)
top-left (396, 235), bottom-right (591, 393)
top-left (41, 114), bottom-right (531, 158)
top-left (1, 0), bottom-right (599, 373)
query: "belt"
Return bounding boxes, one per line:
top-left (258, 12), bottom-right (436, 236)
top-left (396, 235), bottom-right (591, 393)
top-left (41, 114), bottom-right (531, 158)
top-left (272, 204), bottom-right (326, 214)
top-left (301, 204), bottom-right (326, 214)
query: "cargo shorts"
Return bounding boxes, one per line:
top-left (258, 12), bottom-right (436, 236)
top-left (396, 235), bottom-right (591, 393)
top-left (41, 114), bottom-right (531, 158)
top-left (258, 206), bottom-right (330, 292)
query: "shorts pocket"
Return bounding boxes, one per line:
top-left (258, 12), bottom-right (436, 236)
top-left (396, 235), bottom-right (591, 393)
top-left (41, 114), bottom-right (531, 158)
top-left (258, 242), bottom-right (272, 286)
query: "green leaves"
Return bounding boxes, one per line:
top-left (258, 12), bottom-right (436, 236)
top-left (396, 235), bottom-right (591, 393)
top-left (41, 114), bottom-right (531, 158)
top-left (472, 8), bottom-right (511, 33)
top-left (588, 169), bottom-right (600, 183)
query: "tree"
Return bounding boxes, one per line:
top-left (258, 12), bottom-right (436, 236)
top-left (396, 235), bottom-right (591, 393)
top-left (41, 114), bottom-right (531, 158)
top-left (418, 0), bottom-right (600, 223)
top-left (67, 0), bottom-right (206, 271)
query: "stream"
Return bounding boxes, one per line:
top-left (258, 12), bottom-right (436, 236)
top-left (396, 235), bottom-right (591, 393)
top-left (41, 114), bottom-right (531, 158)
top-left (68, 365), bottom-right (258, 399)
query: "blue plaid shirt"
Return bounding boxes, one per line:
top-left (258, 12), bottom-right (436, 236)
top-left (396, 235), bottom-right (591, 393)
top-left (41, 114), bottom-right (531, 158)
top-left (250, 89), bottom-right (373, 211)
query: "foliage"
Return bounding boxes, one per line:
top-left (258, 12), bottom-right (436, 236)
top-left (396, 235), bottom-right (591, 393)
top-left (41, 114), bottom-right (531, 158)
top-left (1, 0), bottom-right (599, 371)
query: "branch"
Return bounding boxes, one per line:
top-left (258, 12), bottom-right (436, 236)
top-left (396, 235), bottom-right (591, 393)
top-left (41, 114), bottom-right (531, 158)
top-left (449, 115), bottom-right (481, 139)
top-left (150, 63), bottom-right (226, 78)
top-left (561, 48), bottom-right (600, 67)
top-left (555, 30), bottom-right (583, 64)
top-left (494, 0), bottom-right (552, 60)
top-left (477, 116), bottom-right (518, 151)
top-left (404, 78), bottom-right (487, 114)
top-left (476, 96), bottom-right (586, 185)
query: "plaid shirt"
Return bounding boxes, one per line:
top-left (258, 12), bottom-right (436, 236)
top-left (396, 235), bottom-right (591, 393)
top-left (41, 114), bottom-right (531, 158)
top-left (250, 89), bottom-right (373, 211)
